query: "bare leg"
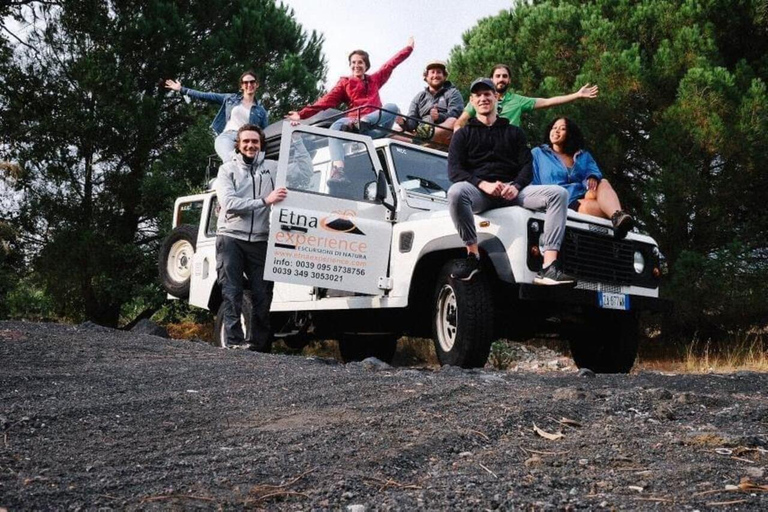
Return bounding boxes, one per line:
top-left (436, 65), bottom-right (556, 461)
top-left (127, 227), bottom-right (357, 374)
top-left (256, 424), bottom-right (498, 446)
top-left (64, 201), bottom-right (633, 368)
top-left (578, 179), bottom-right (622, 218)
top-left (543, 250), bottom-right (559, 267)
top-left (432, 117), bottom-right (457, 145)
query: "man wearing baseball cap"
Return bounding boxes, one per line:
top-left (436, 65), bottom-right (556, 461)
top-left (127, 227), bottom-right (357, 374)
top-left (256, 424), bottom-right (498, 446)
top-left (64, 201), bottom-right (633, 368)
top-left (447, 78), bottom-right (575, 286)
top-left (396, 60), bottom-right (464, 145)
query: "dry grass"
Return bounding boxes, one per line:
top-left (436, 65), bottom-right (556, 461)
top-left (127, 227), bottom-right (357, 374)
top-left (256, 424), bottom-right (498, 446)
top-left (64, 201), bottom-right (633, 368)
top-left (165, 322), bottom-right (213, 342)
top-left (163, 322), bottom-right (768, 374)
top-left (394, 337), bottom-right (439, 367)
top-left (637, 330), bottom-right (768, 373)
top-left (287, 339), bottom-right (340, 360)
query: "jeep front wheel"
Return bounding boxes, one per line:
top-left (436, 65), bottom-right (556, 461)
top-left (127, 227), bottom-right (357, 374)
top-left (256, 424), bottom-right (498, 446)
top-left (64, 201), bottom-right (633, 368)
top-left (158, 224), bottom-right (197, 299)
top-left (431, 260), bottom-right (494, 368)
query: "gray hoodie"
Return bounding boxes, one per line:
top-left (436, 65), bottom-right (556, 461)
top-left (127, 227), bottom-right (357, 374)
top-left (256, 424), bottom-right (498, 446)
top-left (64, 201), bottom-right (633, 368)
top-left (215, 152), bottom-right (277, 242)
top-left (403, 81), bottom-right (465, 132)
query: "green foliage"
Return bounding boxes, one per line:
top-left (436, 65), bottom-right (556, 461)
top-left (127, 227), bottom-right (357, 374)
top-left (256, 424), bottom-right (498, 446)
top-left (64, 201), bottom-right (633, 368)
top-left (450, 0), bottom-right (768, 335)
top-left (0, 221), bottom-right (25, 319)
top-left (3, 277), bottom-right (57, 322)
top-left (0, 0), bottom-right (325, 327)
top-left (489, 340), bottom-right (516, 370)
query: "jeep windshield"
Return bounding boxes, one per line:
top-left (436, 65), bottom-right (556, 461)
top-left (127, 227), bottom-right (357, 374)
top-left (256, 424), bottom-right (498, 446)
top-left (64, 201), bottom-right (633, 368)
top-left (389, 144), bottom-right (450, 198)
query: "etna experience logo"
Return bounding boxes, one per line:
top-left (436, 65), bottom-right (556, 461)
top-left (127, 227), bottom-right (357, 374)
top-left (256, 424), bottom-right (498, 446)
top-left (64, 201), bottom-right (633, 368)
top-left (320, 209), bottom-right (365, 236)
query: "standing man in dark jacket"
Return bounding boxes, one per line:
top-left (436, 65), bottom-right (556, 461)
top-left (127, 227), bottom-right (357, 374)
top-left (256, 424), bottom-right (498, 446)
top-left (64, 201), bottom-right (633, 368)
top-left (215, 124), bottom-right (287, 350)
top-left (397, 60), bottom-right (464, 145)
top-left (447, 78), bottom-right (575, 286)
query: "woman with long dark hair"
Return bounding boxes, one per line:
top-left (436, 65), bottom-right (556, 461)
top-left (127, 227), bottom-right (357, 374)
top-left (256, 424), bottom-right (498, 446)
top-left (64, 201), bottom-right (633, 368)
top-left (532, 117), bottom-right (634, 238)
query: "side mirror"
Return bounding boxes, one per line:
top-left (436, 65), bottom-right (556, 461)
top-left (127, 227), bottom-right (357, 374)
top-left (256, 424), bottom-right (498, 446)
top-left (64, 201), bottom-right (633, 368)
top-left (364, 181), bottom-right (377, 201)
top-left (364, 172), bottom-right (389, 202)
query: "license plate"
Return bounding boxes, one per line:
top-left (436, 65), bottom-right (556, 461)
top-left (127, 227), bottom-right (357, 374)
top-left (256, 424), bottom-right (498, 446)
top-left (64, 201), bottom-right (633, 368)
top-left (598, 292), bottom-right (630, 310)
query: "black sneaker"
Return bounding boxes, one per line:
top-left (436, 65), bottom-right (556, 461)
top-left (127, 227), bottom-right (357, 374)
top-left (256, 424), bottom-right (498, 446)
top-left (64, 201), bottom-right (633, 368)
top-left (534, 261), bottom-right (577, 286)
top-left (611, 210), bottom-right (635, 239)
top-left (451, 254), bottom-right (481, 281)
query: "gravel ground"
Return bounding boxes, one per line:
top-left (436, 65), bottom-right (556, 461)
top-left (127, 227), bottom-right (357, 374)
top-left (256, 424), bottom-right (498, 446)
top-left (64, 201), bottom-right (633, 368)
top-left (2, 321), bottom-right (767, 510)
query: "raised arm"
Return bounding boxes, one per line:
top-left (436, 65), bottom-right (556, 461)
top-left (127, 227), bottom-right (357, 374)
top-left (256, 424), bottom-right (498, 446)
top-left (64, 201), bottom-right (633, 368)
top-left (291, 78), bottom-right (349, 120)
top-left (533, 84), bottom-right (599, 110)
top-left (165, 78), bottom-right (228, 104)
top-left (164, 79), bottom-right (182, 92)
top-left (369, 37), bottom-right (415, 87)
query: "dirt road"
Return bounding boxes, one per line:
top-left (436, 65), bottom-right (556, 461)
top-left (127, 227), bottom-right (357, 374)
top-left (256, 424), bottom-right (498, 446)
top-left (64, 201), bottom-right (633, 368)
top-left (2, 321), bottom-right (767, 510)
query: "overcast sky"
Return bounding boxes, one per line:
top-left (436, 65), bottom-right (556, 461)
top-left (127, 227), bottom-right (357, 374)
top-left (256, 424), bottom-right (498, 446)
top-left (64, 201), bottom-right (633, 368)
top-left (281, 0), bottom-right (513, 110)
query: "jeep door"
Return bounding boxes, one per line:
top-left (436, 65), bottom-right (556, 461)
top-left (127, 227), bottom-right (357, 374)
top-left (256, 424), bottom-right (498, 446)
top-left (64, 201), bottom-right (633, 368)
top-left (265, 124), bottom-right (394, 296)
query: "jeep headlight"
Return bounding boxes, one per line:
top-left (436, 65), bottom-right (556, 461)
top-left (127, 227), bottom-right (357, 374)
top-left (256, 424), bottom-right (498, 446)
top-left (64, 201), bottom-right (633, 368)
top-left (633, 250), bottom-right (645, 274)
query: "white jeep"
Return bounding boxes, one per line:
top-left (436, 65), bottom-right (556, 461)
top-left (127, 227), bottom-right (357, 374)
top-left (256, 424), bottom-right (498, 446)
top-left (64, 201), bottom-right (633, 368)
top-left (159, 116), bottom-right (668, 372)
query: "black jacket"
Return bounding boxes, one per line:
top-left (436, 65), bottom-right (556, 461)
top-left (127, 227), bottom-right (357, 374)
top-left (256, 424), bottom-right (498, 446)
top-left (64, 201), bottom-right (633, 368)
top-left (447, 116), bottom-right (532, 190)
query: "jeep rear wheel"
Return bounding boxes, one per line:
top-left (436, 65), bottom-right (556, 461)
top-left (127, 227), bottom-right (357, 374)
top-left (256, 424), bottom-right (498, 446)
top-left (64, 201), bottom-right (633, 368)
top-left (158, 224), bottom-right (197, 299)
top-left (568, 311), bottom-right (639, 373)
top-left (431, 260), bottom-right (494, 368)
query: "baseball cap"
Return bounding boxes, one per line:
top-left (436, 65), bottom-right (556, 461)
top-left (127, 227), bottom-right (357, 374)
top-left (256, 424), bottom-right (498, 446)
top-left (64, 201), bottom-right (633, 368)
top-left (470, 78), bottom-right (495, 93)
top-left (424, 60), bottom-right (447, 73)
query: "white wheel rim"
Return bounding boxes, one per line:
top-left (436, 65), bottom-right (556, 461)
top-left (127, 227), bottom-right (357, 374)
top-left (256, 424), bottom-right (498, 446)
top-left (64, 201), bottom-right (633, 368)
top-left (436, 284), bottom-right (458, 352)
top-left (166, 240), bottom-right (193, 283)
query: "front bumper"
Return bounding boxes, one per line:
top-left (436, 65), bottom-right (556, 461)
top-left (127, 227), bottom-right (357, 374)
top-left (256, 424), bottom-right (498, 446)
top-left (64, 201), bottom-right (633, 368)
top-left (518, 284), bottom-right (672, 313)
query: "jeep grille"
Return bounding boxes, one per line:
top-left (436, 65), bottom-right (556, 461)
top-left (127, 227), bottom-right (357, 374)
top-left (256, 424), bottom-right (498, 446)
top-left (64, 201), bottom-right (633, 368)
top-left (560, 229), bottom-right (635, 285)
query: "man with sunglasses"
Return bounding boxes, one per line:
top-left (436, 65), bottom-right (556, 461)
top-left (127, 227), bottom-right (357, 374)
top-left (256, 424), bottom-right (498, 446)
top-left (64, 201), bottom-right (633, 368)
top-left (165, 70), bottom-right (269, 162)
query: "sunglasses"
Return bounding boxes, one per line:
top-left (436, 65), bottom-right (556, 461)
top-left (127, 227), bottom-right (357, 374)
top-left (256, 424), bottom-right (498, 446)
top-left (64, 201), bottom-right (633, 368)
top-left (241, 80), bottom-right (257, 86)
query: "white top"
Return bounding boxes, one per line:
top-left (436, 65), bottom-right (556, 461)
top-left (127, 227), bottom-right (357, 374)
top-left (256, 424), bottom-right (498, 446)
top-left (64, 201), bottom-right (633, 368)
top-left (223, 103), bottom-right (251, 133)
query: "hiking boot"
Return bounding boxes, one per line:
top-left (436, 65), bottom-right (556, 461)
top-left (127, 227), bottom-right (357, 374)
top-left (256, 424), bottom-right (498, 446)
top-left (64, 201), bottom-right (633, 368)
top-left (451, 254), bottom-right (481, 281)
top-left (611, 210), bottom-right (635, 239)
top-left (534, 260), bottom-right (577, 287)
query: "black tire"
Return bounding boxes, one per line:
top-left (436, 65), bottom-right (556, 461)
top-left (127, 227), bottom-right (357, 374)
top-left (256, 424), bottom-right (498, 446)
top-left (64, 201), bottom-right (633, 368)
top-left (212, 291), bottom-right (253, 349)
top-left (568, 311), bottom-right (639, 373)
top-left (338, 334), bottom-right (398, 363)
top-left (158, 224), bottom-right (198, 299)
top-left (279, 312), bottom-right (312, 350)
top-left (431, 260), bottom-right (494, 368)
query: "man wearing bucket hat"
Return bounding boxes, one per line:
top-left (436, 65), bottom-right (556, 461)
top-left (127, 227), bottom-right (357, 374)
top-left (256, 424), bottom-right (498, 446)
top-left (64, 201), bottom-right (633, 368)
top-left (447, 78), bottom-right (575, 286)
top-left (396, 60), bottom-right (464, 145)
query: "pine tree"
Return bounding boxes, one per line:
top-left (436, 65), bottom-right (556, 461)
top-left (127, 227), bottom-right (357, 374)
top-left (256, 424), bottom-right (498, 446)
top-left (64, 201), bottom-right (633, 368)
top-left (1, 0), bottom-right (326, 325)
top-left (449, 0), bottom-right (768, 334)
